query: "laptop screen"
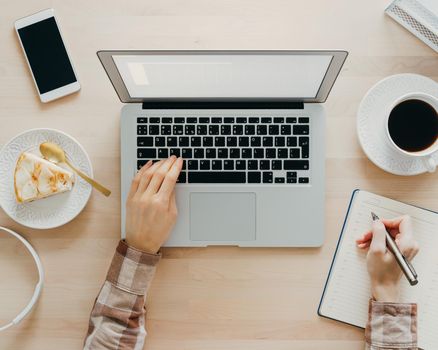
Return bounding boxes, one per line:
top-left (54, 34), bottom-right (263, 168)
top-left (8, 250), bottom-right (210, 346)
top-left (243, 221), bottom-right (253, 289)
top-left (112, 53), bottom-right (333, 99)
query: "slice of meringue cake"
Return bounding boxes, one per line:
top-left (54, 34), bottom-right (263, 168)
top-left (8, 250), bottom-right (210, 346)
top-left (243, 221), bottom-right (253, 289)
top-left (14, 152), bottom-right (75, 203)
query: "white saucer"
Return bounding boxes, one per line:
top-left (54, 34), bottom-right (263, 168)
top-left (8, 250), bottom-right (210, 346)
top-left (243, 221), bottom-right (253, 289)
top-left (0, 129), bottom-right (93, 229)
top-left (357, 73), bottom-right (438, 176)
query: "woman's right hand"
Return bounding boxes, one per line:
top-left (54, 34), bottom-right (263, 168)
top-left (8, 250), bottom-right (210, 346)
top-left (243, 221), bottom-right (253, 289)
top-left (356, 215), bottom-right (419, 302)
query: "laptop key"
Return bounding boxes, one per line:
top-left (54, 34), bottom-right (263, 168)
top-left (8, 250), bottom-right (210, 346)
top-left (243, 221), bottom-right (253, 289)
top-left (199, 117), bottom-right (209, 123)
top-left (137, 137), bottom-right (153, 147)
top-left (203, 137), bottom-right (213, 147)
top-left (194, 149), bottom-right (204, 158)
top-left (212, 160), bottom-right (222, 170)
top-left (224, 160), bottom-right (234, 170)
top-left (170, 148), bottom-right (181, 157)
top-left (248, 160), bottom-right (258, 170)
top-left (299, 137), bottom-right (309, 146)
top-left (299, 177), bottom-right (309, 183)
top-left (227, 136), bottom-right (237, 147)
top-left (287, 137), bottom-right (297, 147)
top-left (281, 125), bottom-right (292, 135)
top-left (260, 160), bottom-right (270, 170)
top-left (161, 125), bottom-right (171, 135)
top-left (188, 160), bottom-right (198, 170)
top-left (287, 171), bottom-right (297, 178)
top-left (261, 117), bottom-right (272, 123)
top-left (263, 172), bottom-right (273, 183)
top-left (284, 160), bottom-right (309, 170)
top-left (294, 125), bottom-right (309, 135)
top-left (275, 177), bottom-right (285, 183)
top-left (137, 125), bottom-right (148, 135)
top-left (149, 125), bottom-right (159, 135)
top-left (242, 148), bottom-right (252, 158)
top-left (182, 148), bottom-right (193, 158)
top-left (206, 148), bottom-right (216, 158)
top-left (155, 137), bottom-right (165, 147)
top-left (254, 148), bottom-right (264, 159)
top-left (249, 117), bottom-right (259, 123)
top-left (299, 117), bottom-right (309, 123)
top-left (185, 125), bottom-right (195, 135)
top-left (174, 117), bottom-right (185, 124)
top-left (179, 136), bottom-right (189, 147)
top-left (269, 125), bottom-right (279, 135)
top-left (224, 117), bottom-right (234, 123)
top-left (173, 125), bottom-right (184, 135)
top-left (215, 136), bottom-right (225, 147)
top-left (138, 148), bottom-right (156, 158)
top-left (209, 125), bottom-right (220, 135)
top-left (275, 137), bottom-right (285, 147)
top-left (137, 160), bottom-right (147, 170)
top-left (197, 125), bottom-right (207, 135)
top-left (177, 172), bottom-right (187, 183)
top-left (290, 148), bottom-right (300, 158)
top-left (278, 148), bottom-right (288, 158)
top-left (149, 117), bottom-right (160, 123)
top-left (236, 117), bottom-right (247, 123)
top-left (162, 117), bottom-right (172, 124)
top-left (248, 171), bottom-right (261, 183)
top-left (187, 117), bottom-right (197, 123)
top-left (251, 136), bottom-right (261, 147)
top-left (158, 148), bottom-right (169, 158)
top-left (137, 117), bottom-right (147, 124)
top-left (233, 125), bottom-right (243, 135)
top-left (286, 117), bottom-right (297, 123)
top-left (230, 149), bottom-right (240, 158)
top-left (257, 125), bottom-right (267, 135)
top-left (266, 148), bottom-right (276, 158)
top-left (236, 160), bottom-right (246, 170)
top-left (245, 125), bottom-right (255, 135)
top-left (167, 137), bottom-right (177, 147)
top-left (221, 125), bottom-right (231, 135)
top-left (287, 178), bottom-right (297, 184)
top-left (218, 148), bottom-right (228, 158)
top-left (211, 117), bottom-right (222, 123)
top-left (188, 172), bottom-right (246, 183)
top-left (239, 137), bottom-right (249, 147)
top-left (263, 136), bottom-right (273, 147)
top-left (274, 117), bottom-right (284, 123)
top-left (200, 160), bottom-right (210, 170)
top-left (272, 160), bottom-right (282, 170)
top-left (191, 137), bottom-right (201, 147)
top-left (301, 145), bottom-right (309, 158)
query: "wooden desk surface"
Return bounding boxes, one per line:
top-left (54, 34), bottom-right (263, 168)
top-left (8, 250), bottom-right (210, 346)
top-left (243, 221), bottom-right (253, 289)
top-left (1, 0), bottom-right (438, 349)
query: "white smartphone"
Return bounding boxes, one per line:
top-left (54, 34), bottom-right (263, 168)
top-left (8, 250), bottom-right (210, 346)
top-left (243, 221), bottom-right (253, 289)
top-left (15, 9), bottom-right (80, 103)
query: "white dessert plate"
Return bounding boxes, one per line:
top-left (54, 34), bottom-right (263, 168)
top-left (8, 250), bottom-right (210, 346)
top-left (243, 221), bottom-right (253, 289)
top-left (0, 128), bottom-right (93, 229)
top-left (357, 73), bottom-right (438, 176)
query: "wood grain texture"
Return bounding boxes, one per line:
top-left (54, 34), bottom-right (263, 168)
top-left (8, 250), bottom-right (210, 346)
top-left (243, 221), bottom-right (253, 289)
top-left (1, 0), bottom-right (437, 348)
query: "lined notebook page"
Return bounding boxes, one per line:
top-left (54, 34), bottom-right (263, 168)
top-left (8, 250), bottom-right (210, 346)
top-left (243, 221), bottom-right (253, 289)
top-left (319, 190), bottom-right (438, 349)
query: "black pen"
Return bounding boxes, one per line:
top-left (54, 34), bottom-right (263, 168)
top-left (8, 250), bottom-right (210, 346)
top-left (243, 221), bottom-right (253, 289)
top-left (371, 212), bottom-right (418, 286)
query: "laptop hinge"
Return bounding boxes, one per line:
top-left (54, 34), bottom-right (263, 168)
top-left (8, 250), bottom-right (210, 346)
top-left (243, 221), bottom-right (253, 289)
top-left (141, 101), bottom-right (304, 110)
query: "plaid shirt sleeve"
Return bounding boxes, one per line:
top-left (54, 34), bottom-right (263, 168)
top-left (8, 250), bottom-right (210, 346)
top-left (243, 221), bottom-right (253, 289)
top-left (365, 299), bottom-right (418, 350)
top-left (83, 240), bottom-right (161, 350)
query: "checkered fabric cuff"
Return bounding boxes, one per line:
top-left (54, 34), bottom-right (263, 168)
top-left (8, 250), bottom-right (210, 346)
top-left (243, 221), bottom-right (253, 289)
top-left (365, 299), bottom-right (417, 349)
top-left (106, 240), bottom-right (161, 295)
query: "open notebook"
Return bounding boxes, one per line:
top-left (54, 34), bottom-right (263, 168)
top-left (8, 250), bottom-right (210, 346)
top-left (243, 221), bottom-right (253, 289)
top-left (318, 190), bottom-right (438, 349)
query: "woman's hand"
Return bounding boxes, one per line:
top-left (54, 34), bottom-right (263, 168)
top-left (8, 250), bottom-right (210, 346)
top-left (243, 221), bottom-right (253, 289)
top-left (125, 156), bottom-right (183, 254)
top-left (356, 215), bottom-right (419, 302)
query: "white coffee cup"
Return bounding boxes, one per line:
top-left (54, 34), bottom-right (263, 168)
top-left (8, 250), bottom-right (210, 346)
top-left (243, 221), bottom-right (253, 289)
top-left (385, 92), bottom-right (438, 173)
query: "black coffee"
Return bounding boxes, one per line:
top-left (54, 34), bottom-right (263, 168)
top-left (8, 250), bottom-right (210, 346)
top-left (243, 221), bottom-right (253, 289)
top-left (388, 99), bottom-right (438, 152)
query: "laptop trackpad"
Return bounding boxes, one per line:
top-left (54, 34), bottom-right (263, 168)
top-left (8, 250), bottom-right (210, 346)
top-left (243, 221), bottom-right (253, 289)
top-left (190, 192), bottom-right (256, 242)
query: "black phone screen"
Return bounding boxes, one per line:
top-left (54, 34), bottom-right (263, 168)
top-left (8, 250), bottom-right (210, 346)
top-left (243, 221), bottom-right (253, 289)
top-left (18, 17), bottom-right (77, 94)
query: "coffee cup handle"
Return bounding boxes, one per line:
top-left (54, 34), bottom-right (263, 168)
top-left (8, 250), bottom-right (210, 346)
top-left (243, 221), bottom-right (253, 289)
top-left (423, 156), bottom-right (436, 173)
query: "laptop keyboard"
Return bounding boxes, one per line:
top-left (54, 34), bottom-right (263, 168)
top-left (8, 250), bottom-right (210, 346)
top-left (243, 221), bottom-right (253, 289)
top-left (136, 116), bottom-right (310, 184)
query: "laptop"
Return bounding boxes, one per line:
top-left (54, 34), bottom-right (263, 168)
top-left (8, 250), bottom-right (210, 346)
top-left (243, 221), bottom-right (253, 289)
top-left (97, 50), bottom-right (348, 247)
